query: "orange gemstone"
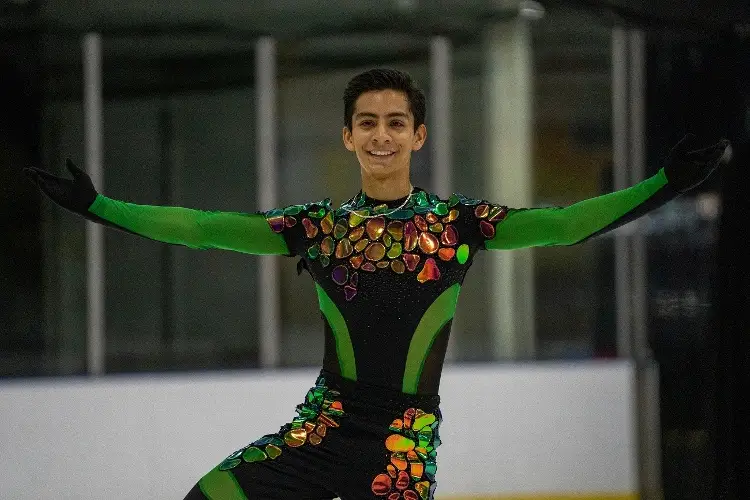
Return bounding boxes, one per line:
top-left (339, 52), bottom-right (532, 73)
top-left (402, 254), bottom-right (421, 272)
top-left (329, 401), bottom-right (343, 411)
top-left (321, 236), bottom-right (334, 256)
top-left (387, 221), bottom-right (404, 241)
top-left (387, 464), bottom-right (398, 478)
top-left (308, 433), bottom-right (322, 445)
top-left (321, 211), bottom-right (334, 234)
top-left (302, 218), bottom-right (318, 239)
top-left (371, 473), bottom-right (392, 495)
top-left (404, 222), bottom-right (418, 251)
top-left (425, 212), bottom-right (438, 224)
top-left (366, 216), bottom-right (386, 240)
top-left (391, 452), bottom-right (408, 471)
top-left (418, 232), bottom-right (439, 254)
top-left (414, 215), bottom-right (428, 232)
top-left (391, 260), bottom-right (406, 274)
top-left (350, 254), bottom-right (364, 269)
top-left (410, 461), bottom-right (424, 480)
top-left (304, 421), bottom-right (315, 433)
top-left (365, 242), bottom-right (386, 261)
top-left (417, 258), bottom-right (441, 283)
top-left (316, 423), bottom-right (327, 437)
top-left (438, 247), bottom-right (455, 261)
top-left (474, 204), bottom-right (490, 218)
top-left (441, 225), bottom-right (458, 246)
top-left (349, 226), bottom-right (365, 241)
top-left (335, 239), bottom-right (353, 259)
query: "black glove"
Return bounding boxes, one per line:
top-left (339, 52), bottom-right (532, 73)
top-left (663, 134), bottom-right (731, 193)
top-left (24, 159), bottom-right (99, 215)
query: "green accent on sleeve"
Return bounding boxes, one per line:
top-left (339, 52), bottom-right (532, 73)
top-left (485, 169), bottom-right (669, 250)
top-left (88, 194), bottom-right (288, 255)
top-left (315, 284), bottom-right (357, 380)
top-left (402, 284), bottom-right (461, 394)
top-left (198, 467), bottom-right (249, 500)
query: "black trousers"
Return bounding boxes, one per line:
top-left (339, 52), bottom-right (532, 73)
top-left (183, 371), bottom-right (442, 500)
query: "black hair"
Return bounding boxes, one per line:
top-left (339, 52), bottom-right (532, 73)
top-left (343, 68), bottom-right (426, 131)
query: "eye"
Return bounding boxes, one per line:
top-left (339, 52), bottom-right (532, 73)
top-left (359, 120), bottom-right (375, 127)
top-left (390, 121), bottom-right (405, 128)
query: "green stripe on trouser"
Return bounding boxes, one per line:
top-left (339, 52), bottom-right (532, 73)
top-left (198, 466), bottom-right (248, 500)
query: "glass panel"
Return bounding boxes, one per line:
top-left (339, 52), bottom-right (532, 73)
top-left (530, 6), bottom-right (615, 359)
top-left (102, 88), bottom-right (259, 372)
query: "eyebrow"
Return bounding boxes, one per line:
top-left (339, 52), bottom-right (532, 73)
top-left (354, 112), bottom-right (410, 120)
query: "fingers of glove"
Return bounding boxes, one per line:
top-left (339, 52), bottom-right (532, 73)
top-left (686, 142), bottom-right (729, 162)
top-left (24, 167), bottom-right (60, 184)
top-left (66, 159), bottom-right (86, 179)
top-left (671, 133), bottom-right (698, 155)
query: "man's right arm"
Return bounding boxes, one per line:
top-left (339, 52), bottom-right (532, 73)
top-left (88, 195), bottom-right (289, 255)
top-left (24, 160), bottom-right (289, 256)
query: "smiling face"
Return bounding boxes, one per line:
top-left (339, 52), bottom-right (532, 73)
top-left (342, 89), bottom-right (427, 182)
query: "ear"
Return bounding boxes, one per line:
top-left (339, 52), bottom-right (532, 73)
top-left (342, 126), bottom-right (355, 152)
top-left (412, 123), bottom-right (427, 151)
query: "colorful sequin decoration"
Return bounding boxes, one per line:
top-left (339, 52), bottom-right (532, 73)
top-left (265, 192), bottom-right (508, 301)
top-left (217, 377), bottom-right (344, 471)
top-left (371, 407), bottom-right (441, 500)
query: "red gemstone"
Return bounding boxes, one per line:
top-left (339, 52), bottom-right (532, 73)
top-left (302, 218), bottom-right (319, 239)
top-left (414, 215), bottom-right (428, 232)
top-left (361, 262), bottom-right (377, 272)
top-left (396, 470), bottom-right (410, 490)
top-left (371, 473), bottom-right (392, 495)
top-left (480, 220), bottom-right (496, 239)
top-left (402, 254), bottom-right (421, 272)
top-left (440, 225), bottom-right (458, 246)
top-left (284, 216), bottom-right (297, 228)
top-left (403, 490), bottom-right (419, 500)
top-left (404, 222), bottom-right (418, 251)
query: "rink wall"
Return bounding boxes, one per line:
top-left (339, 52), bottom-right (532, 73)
top-left (0, 361), bottom-right (637, 500)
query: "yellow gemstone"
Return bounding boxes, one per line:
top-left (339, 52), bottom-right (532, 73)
top-left (354, 239), bottom-right (370, 253)
top-left (321, 211), bottom-right (334, 234)
top-left (349, 226), bottom-right (365, 241)
top-left (387, 220), bottom-right (404, 241)
top-left (335, 239), bottom-right (353, 259)
top-left (284, 428), bottom-right (307, 447)
top-left (366, 217), bottom-right (386, 240)
top-left (348, 212), bottom-right (365, 227)
top-left (365, 242), bottom-right (386, 261)
top-left (391, 260), bottom-right (406, 274)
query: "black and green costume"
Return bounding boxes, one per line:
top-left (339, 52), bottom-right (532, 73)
top-left (24, 134), bottom-right (728, 500)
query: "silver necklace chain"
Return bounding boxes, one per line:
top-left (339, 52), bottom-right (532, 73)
top-left (341, 186), bottom-right (414, 219)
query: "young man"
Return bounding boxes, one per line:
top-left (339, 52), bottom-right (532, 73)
top-left (25, 68), bottom-right (729, 500)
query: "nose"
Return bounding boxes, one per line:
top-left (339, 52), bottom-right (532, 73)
top-left (372, 123), bottom-right (391, 144)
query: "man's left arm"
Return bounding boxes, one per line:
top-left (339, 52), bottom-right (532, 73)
top-left (485, 134), bottom-right (730, 250)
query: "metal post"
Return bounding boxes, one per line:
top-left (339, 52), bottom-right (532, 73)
top-left (83, 32), bottom-right (105, 376)
top-left (256, 37), bottom-right (280, 368)
top-left (429, 36), bottom-right (453, 197)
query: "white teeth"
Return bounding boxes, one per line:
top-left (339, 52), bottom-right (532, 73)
top-left (370, 151), bottom-right (394, 156)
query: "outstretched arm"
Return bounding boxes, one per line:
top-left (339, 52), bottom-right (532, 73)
top-left (24, 160), bottom-right (288, 255)
top-left (486, 134), bottom-right (730, 250)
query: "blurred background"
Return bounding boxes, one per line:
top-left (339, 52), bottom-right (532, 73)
top-left (1, 0), bottom-right (749, 499)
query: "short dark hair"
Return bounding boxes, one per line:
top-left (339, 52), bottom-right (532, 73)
top-left (343, 68), bottom-right (426, 131)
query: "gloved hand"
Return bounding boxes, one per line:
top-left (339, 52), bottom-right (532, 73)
top-left (663, 134), bottom-right (731, 193)
top-left (24, 159), bottom-right (99, 215)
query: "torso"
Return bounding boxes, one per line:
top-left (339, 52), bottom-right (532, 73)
top-left (265, 188), bottom-right (506, 395)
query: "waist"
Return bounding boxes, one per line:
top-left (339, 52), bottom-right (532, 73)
top-left (319, 369), bottom-right (440, 415)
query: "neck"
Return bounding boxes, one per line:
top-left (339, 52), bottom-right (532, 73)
top-left (360, 173), bottom-right (412, 201)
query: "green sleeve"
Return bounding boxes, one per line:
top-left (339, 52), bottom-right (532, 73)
top-left (485, 168), bottom-right (675, 250)
top-left (87, 194), bottom-right (289, 255)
